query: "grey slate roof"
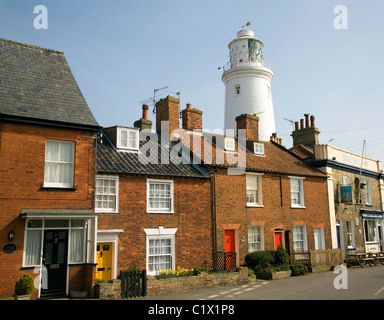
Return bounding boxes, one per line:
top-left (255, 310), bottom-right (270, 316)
top-left (0, 39), bottom-right (99, 128)
top-left (97, 133), bottom-right (210, 178)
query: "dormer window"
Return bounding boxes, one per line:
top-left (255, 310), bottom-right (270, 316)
top-left (117, 127), bottom-right (139, 151)
top-left (254, 142), bottom-right (264, 155)
top-left (224, 137), bottom-right (235, 151)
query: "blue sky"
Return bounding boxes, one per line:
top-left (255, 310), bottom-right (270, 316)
top-left (1, 0), bottom-right (384, 164)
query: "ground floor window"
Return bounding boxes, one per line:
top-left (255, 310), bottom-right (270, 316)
top-left (144, 227), bottom-right (177, 276)
top-left (314, 228), bottom-right (325, 250)
top-left (248, 226), bottom-right (264, 252)
top-left (293, 225), bottom-right (307, 252)
top-left (23, 218), bottom-right (92, 267)
top-left (346, 220), bottom-right (355, 249)
top-left (364, 219), bottom-right (378, 242)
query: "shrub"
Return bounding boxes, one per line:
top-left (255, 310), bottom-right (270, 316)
top-left (15, 274), bottom-right (34, 295)
top-left (193, 267), bottom-right (208, 275)
top-left (274, 246), bottom-right (290, 266)
top-left (244, 250), bottom-right (275, 271)
top-left (290, 264), bottom-right (309, 276)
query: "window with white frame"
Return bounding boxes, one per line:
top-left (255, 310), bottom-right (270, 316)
top-left (293, 225), bottom-right (307, 257)
top-left (364, 180), bottom-right (372, 205)
top-left (290, 177), bottom-right (305, 208)
top-left (224, 137), bottom-right (235, 151)
top-left (246, 174), bottom-right (263, 206)
top-left (117, 127), bottom-right (139, 150)
top-left (144, 227), bottom-right (177, 276)
top-left (253, 142), bottom-right (264, 155)
top-left (314, 228), bottom-right (325, 250)
top-left (248, 226), bottom-right (264, 252)
top-left (23, 219), bottom-right (88, 267)
top-left (44, 140), bottom-right (75, 188)
top-left (147, 179), bottom-right (174, 213)
top-left (95, 175), bottom-right (119, 213)
top-left (342, 175), bottom-right (350, 186)
top-left (346, 220), bottom-right (355, 249)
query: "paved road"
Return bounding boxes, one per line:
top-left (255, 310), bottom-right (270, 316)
top-left (142, 264), bottom-right (384, 300)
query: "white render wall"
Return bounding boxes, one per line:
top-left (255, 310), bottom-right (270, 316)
top-left (222, 29), bottom-right (276, 141)
top-left (223, 66), bottom-right (275, 141)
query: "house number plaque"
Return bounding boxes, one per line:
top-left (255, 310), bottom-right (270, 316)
top-left (3, 244), bottom-right (16, 254)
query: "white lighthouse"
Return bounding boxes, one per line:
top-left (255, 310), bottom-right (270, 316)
top-left (222, 28), bottom-right (276, 141)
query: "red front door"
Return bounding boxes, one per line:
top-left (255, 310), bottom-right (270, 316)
top-left (225, 230), bottom-right (235, 253)
top-left (274, 231), bottom-right (283, 250)
top-left (224, 230), bottom-right (236, 270)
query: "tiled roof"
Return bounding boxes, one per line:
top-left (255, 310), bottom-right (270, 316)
top-left (289, 144), bottom-right (314, 160)
top-left (0, 39), bottom-right (99, 128)
top-left (177, 131), bottom-right (327, 178)
top-left (96, 132), bottom-right (210, 178)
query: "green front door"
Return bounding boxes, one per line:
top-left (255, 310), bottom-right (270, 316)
top-left (41, 230), bottom-right (68, 297)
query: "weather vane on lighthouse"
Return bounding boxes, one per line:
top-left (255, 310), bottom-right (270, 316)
top-left (242, 21), bottom-right (251, 28)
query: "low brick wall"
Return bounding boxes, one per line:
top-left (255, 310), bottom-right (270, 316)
top-left (95, 267), bottom-right (253, 299)
top-left (148, 267), bottom-right (251, 296)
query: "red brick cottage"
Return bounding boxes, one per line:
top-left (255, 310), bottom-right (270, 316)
top-left (177, 107), bottom-right (332, 267)
top-left (95, 99), bottom-right (213, 280)
top-left (0, 39), bottom-right (100, 299)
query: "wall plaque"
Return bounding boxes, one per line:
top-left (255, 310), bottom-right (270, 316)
top-left (3, 243), bottom-right (16, 254)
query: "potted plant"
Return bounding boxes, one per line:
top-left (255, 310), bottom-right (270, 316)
top-left (14, 274), bottom-right (34, 300)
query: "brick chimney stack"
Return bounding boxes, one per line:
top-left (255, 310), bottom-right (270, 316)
top-left (291, 114), bottom-right (320, 147)
top-left (155, 96), bottom-right (180, 138)
top-left (181, 103), bottom-right (203, 131)
top-left (235, 113), bottom-right (259, 142)
top-left (134, 104), bottom-right (152, 131)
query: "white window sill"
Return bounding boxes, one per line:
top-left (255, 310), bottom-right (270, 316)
top-left (95, 209), bottom-right (119, 214)
top-left (291, 205), bottom-right (306, 209)
top-left (147, 211), bottom-right (175, 214)
top-left (246, 204), bottom-right (264, 208)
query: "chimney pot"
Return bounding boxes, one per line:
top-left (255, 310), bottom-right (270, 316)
top-left (300, 119), bottom-right (304, 129)
top-left (295, 121), bottom-right (299, 131)
top-left (186, 103), bottom-right (192, 109)
top-left (142, 104), bottom-right (149, 120)
top-left (310, 115), bottom-right (315, 127)
top-left (304, 114), bottom-right (309, 128)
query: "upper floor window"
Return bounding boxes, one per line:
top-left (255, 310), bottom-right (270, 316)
top-left (364, 180), bottom-right (372, 205)
top-left (117, 127), bottom-right (139, 151)
top-left (147, 179), bottom-right (174, 213)
top-left (44, 140), bottom-right (75, 188)
top-left (95, 175), bottom-right (119, 213)
top-left (246, 174), bottom-right (263, 206)
top-left (224, 137), bottom-right (235, 151)
top-left (253, 142), bottom-right (264, 155)
top-left (290, 177), bottom-right (305, 208)
top-left (235, 84), bottom-right (241, 95)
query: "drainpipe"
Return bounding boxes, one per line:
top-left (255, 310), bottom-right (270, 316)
top-left (213, 166), bottom-right (218, 256)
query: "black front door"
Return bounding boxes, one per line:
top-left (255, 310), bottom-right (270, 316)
top-left (41, 230), bottom-right (68, 297)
